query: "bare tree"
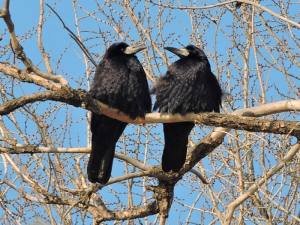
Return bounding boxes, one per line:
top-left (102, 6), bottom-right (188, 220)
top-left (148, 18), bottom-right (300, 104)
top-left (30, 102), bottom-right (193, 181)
top-left (0, 0), bottom-right (300, 224)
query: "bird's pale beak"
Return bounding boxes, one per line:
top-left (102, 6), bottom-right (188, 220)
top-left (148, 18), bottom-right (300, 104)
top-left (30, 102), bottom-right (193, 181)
top-left (124, 46), bottom-right (147, 54)
top-left (164, 47), bottom-right (189, 58)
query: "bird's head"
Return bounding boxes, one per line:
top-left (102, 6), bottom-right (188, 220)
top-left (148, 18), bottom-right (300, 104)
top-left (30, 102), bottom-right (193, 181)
top-left (105, 42), bottom-right (147, 57)
top-left (164, 45), bottom-right (207, 59)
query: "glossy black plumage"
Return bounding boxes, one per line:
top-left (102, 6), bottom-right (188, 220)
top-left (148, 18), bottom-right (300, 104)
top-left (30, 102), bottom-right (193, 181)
top-left (153, 45), bottom-right (222, 172)
top-left (88, 42), bottom-right (151, 184)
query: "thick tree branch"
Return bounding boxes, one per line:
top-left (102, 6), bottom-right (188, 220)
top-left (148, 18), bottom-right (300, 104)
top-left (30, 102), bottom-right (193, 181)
top-left (0, 145), bottom-right (208, 185)
top-left (1, 88), bottom-right (299, 189)
top-left (183, 136), bottom-right (223, 175)
top-left (0, 1), bottom-right (69, 86)
top-left (181, 100), bottom-right (300, 179)
top-left (4, 176), bottom-right (159, 222)
top-left (189, 169), bottom-right (208, 184)
top-left (0, 88), bottom-right (300, 137)
top-left (114, 152), bottom-right (152, 171)
top-left (3, 149), bottom-right (159, 221)
top-left (91, 201), bottom-right (158, 223)
top-left (1, 0), bottom-right (299, 224)
top-left (0, 63), bottom-right (61, 90)
top-left (105, 171), bottom-right (152, 186)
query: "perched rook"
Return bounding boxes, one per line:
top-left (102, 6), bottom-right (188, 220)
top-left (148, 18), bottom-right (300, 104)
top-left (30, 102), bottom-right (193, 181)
top-left (88, 42), bottom-right (151, 184)
top-left (153, 45), bottom-right (222, 172)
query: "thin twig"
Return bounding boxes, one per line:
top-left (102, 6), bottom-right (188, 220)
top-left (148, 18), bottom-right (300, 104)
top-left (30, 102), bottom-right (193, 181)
top-left (148, 0), bottom-right (300, 29)
top-left (45, 3), bottom-right (97, 67)
top-left (0, 1), bottom-right (69, 86)
top-left (224, 142), bottom-right (300, 225)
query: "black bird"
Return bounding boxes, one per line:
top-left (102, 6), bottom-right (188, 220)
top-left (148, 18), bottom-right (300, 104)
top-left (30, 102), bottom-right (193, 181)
top-left (88, 42), bottom-right (152, 184)
top-left (153, 45), bottom-right (222, 172)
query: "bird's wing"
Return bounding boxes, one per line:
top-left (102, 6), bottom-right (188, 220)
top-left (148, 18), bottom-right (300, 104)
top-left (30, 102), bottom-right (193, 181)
top-left (90, 58), bottom-right (129, 106)
top-left (154, 62), bottom-right (222, 114)
top-left (154, 66), bottom-right (197, 114)
top-left (124, 57), bottom-right (152, 117)
top-left (90, 57), bottom-right (151, 119)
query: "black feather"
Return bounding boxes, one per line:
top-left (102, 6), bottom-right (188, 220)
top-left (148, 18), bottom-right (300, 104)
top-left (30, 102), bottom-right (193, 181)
top-left (153, 45), bottom-right (222, 172)
top-left (87, 42), bottom-right (151, 184)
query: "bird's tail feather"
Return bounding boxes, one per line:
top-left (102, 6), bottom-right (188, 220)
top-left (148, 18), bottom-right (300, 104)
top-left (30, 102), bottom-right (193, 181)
top-left (87, 137), bottom-right (103, 183)
top-left (87, 114), bottom-right (127, 184)
top-left (162, 122), bottom-right (195, 172)
top-left (97, 145), bottom-right (115, 184)
top-left (88, 136), bottom-right (115, 184)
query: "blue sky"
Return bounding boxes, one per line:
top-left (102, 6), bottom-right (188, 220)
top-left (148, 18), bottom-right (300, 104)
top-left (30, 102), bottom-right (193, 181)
top-left (1, 0), bottom-right (300, 224)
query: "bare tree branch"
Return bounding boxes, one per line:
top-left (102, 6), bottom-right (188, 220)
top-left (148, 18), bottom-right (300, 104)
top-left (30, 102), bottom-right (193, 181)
top-left (224, 142), bottom-right (300, 225)
top-left (148, 0), bottom-right (300, 29)
top-left (0, 88), bottom-right (300, 135)
top-left (1, 1), bottom-right (300, 223)
top-left (0, 1), bottom-right (69, 86)
top-left (0, 63), bottom-right (61, 90)
top-left (38, 0), bottom-right (53, 74)
top-left (45, 3), bottom-right (97, 67)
